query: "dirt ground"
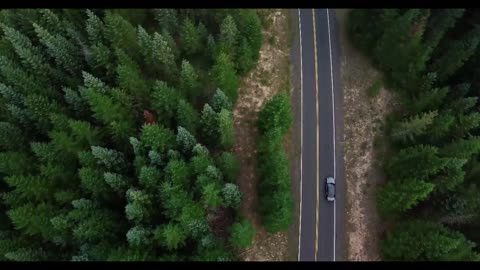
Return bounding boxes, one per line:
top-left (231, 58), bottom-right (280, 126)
top-left (335, 9), bottom-right (398, 261)
top-left (233, 9), bottom-right (292, 261)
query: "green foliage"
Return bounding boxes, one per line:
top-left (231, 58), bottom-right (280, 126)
top-left (390, 111), bottom-right (438, 143)
top-left (155, 223), bottom-right (187, 251)
top-left (222, 183), bottom-right (242, 209)
top-left (200, 104), bottom-right (219, 147)
top-left (151, 81), bottom-right (179, 125)
top-left (176, 99), bottom-right (198, 136)
top-left (256, 93), bottom-right (294, 233)
top-left (217, 152), bottom-right (240, 183)
top-left (91, 146), bottom-right (126, 171)
top-left (0, 8), bottom-right (263, 261)
top-left (179, 59), bottom-right (199, 101)
top-left (218, 109), bottom-right (234, 149)
top-left (229, 219), bottom-right (256, 249)
top-left (378, 179), bottom-right (435, 217)
top-left (141, 124), bottom-right (176, 154)
top-left (180, 18), bottom-right (201, 55)
top-left (176, 126), bottom-right (197, 155)
top-left (211, 88), bottom-right (232, 112)
top-left (211, 52), bottom-right (240, 103)
top-left (382, 220), bottom-right (479, 260)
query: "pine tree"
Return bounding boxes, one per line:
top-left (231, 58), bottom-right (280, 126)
top-left (386, 145), bottom-right (447, 181)
top-left (373, 9), bottom-right (430, 90)
top-left (211, 52), bottom-right (240, 102)
top-left (82, 82), bottom-right (135, 141)
top-left (165, 159), bottom-right (190, 188)
top-left (151, 81), bottom-right (180, 126)
top-left (217, 152), bottom-right (240, 183)
top-left (200, 104), bottom-right (219, 147)
top-left (7, 203), bottom-right (60, 241)
top-left (258, 92), bottom-right (293, 134)
top-left (155, 223), bottom-right (187, 251)
top-left (0, 23), bottom-right (51, 77)
top-left (236, 37), bottom-right (254, 74)
top-left (176, 99), bottom-right (198, 136)
top-left (125, 188), bottom-right (152, 223)
top-left (218, 109), bottom-right (234, 149)
top-left (126, 226), bottom-right (152, 247)
top-left (33, 23), bottom-right (82, 75)
top-left (430, 26), bottom-right (480, 83)
top-left (218, 15), bottom-right (238, 56)
top-left (440, 137), bottom-right (480, 160)
top-left (382, 219), bottom-right (479, 260)
top-left (104, 172), bottom-right (129, 194)
top-left (390, 111), bottom-right (438, 143)
top-left (179, 59), bottom-right (199, 101)
top-left (91, 146), bottom-right (126, 171)
top-left (138, 166), bottom-right (162, 191)
top-left (222, 183), bottom-right (242, 209)
top-left (104, 11), bottom-right (140, 61)
top-left (0, 122), bottom-right (26, 150)
top-left (85, 9), bottom-right (105, 45)
top-left (238, 10), bottom-right (262, 63)
top-left (206, 34), bottom-right (217, 63)
top-left (424, 9), bottom-right (464, 50)
top-left (153, 9), bottom-right (178, 33)
top-left (212, 88), bottom-right (232, 113)
top-left (115, 48), bottom-right (149, 107)
top-left (140, 124), bottom-right (176, 154)
top-left (378, 179), bottom-right (435, 217)
top-left (180, 18), bottom-right (201, 55)
top-left (79, 167), bottom-right (112, 201)
top-left (177, 126), bottom-right (197, 155)
top-left (229, 219), bottom-right (256, 249)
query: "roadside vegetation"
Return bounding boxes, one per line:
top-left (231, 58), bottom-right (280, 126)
top-left (348, 9), bottom-right (480, 260)
top-left (0, 9), bottom-right (263, 261)
top-left (257, 92), bottom-right (294, 233)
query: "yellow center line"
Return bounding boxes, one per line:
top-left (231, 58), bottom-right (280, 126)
top-left (312, 8), bottom-right (320, 261)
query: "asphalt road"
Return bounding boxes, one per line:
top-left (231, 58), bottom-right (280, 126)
top-left (297, 8), bottom-right (344, 262)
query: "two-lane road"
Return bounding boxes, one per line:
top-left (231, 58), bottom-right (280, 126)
top-left (297, 8), bottom-right (344, 262)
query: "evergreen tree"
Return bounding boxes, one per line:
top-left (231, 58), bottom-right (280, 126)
top-left (258, 92), bottom-right (293, 134)
top-left (176, 99), bottom-right (198, 136)
top-left (176, 126), bottom-right (197, 155)
top-left (212, 88), bottom-right (232, 113)
top-left (382, 220), bottom-right (479, 260)
top-left (211, 52), bottom-right (240, 102)
top-left (229, 219), bottom-right (256, 249)
top-left (140, 124), bottom-right (176, 155)
top-left (180, 18), bottom-right (201, 55)
top-left (218, 108), bottom-right (234, 149)
top-left (378, 179), bottom-right (435, 217)
top-left (390, 111), bottom-right (438, 143)
top-left (222, 183), bottom-right (242, 209)
top-left (179, 59), bottom-right (199, 101)
top-left (200, 104), bottom-right (219, 147)
top-left (430, 26), bottom-right (480, 83)
top-left (218, 15), bottom-right (238, 56)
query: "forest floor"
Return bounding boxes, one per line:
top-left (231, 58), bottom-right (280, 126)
top-left (335, 9), bottom-right (399, 261)
top-left (233, 9), bottom-right (294, 261)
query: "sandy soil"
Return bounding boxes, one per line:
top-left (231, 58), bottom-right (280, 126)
top-left (335, 9), bottom-right (398, 261)
top-left (233, 9), bottom-right (292, 261)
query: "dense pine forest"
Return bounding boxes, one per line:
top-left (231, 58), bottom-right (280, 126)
top-left (348, 9), bottom-right (480, 260)
top-left (0, 9), bottom-right (265, 261)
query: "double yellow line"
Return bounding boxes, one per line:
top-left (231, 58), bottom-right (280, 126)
top-left (312, 9), bottom-right (320, 261)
